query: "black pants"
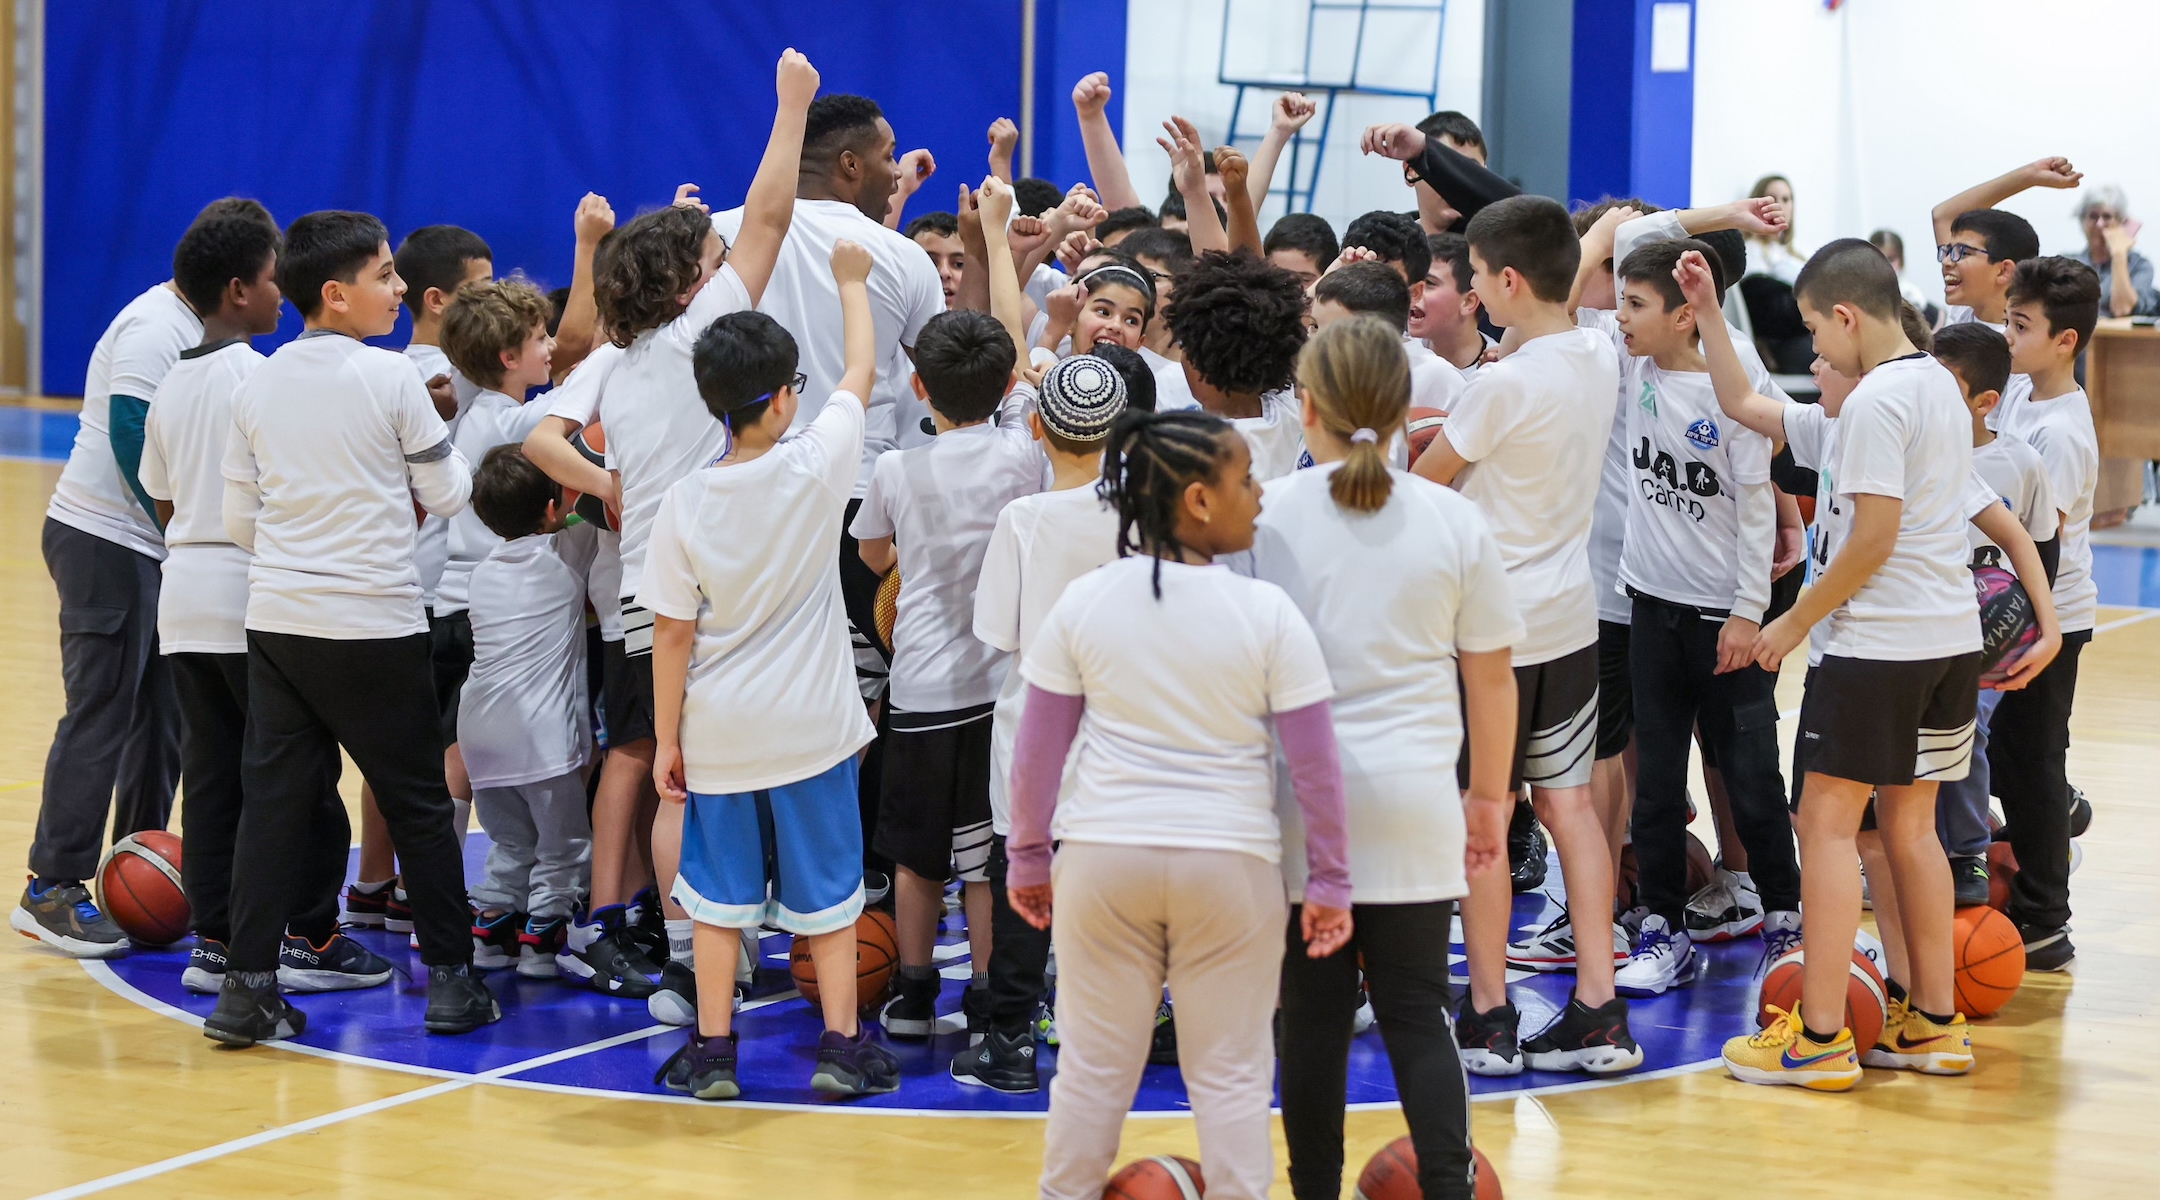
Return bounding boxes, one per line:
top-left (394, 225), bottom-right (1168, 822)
top-left (1989, 629), bottom-right (2089, 933)
top-left (1280, 900), bottom-right (1471, 1200)
top-left (230, 630), bottom-right (468, 971)
top-left (840, 499), bottom-right (890, 875)
top-left (985, 834), bottom-right (1051, 1030)
top-left (170, 652), bottom-right (345, 945)
top-left (31, 519), bottom-right (180, 880)
top-left (1628, 593), bottom-right (1799, 922)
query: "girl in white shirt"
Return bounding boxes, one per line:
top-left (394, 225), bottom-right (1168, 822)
top-left (1006, 409), bottom-right (1353, 1200)
top-left (1249, 317), bottom-right (1523, 1200)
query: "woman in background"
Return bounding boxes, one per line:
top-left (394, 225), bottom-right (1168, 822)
top-left (2070, 184), bottom-right (2157, 318)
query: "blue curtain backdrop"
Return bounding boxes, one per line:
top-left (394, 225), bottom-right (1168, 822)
top-left (43, 0), bottom-right (1045, 394)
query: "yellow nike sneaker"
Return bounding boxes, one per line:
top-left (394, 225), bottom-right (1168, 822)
top-left (1860, 995), bottom-right (1911, 1068)
top-left (1723, 1006), bottom-right (1862, 1091)
top-left (1867, 1006), bottom-right (1974, 1075)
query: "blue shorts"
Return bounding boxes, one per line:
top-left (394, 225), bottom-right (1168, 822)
top-left (670, 757), bottom-right (865, 935)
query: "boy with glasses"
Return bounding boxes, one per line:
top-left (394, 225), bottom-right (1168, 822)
top-left (1930, 158), bottom-right (2083, 329)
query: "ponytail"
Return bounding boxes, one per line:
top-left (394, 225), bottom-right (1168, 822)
top-left (1098, 409), bottom-right (1237, 598)
top-left (1297, 316), bottom-right (1410, 513)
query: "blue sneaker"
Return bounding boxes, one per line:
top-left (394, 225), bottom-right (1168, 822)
top-left (183, 937), bottom-right (230, 994)
top-left (11, 878), bottom-right (128, 959)
top-left (278, 931), bottom-right (394, 992)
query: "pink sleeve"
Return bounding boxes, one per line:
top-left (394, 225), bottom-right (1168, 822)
top-left (1275, 699), bottom-right (1353, 909)
top-left (1007, 686), bottom-right (1085, 890)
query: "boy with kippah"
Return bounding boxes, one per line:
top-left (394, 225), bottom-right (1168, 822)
top-left (953, 354), bottom-right (1128, 1093)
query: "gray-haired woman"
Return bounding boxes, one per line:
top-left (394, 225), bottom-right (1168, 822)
top-left (2072, 184), bottom-right (2157, 317)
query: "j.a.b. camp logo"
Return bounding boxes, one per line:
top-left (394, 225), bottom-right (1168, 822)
top-left (1685, 418), bottom-right (1720, 450)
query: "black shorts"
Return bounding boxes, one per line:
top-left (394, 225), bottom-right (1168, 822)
top-left (604, 623), bottom-right (657, 746)
top-left (874, 703), bottom-right (995, 884)
top-left (1795, 652), bottom-right (1980, 790)
top-left (428, 608), bottom-right (473, 747)
top-left (1459, 642), bottom-right (1599, 793)
top-left (1595, 619), bottom-right (1633, 759)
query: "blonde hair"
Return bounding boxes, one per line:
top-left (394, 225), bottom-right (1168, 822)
top-left (441, 276), bottom-right (550, 388)
top-left (1296, 316), bottom-right (1410, 513)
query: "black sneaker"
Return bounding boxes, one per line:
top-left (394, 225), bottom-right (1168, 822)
top-left (627, 886), bottom-right (670, 966)
top-left (278, 932), bottom-right (394, 992)
top-left (1455, 997), bottom-right (1524, 1077)
top-left (384, 886), bottom-right (414, 934)
top-left (557, 905), bottom-right (659, 998)
top-left (649, 959), bottom-right (698, 1026)
top-left (183, 937), bottom-right (230, 995)
top-left (656, 1030), bottom-right (740, 1100)
top-left (10, 879), bottom-right (128, 959)
top-left (1148, 999), bottom-right (1179, 1065)
top-left (340, 882), bottom-right (392, 927)
top-left (424, 963), bottom-right (502, 1034)
top-left (951, 1025), bottom-right (1040, 1093)
top-left (1509, 814), bottom-right (1549, 894)
top-left (1950, 856), bottom-right (1991, 909)
top-left (880, 970), bottom-right (942, 1039)
top-left (812, 1025), bottom-right (902, 1095)
top-left (2019, 924), bottom-right (2076, 972)
top-left (2068, 785), bottom-right (2092, 839)
top-left (517, 916), bottom-right (568, 979)
top-left (472, 910), bottom-right (522, 971)
top-left (1522, 996), bottom-right (1643, 1074)
top-left (204, 970), bottom-right (306, 1047)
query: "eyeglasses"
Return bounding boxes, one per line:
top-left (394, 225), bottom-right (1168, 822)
top-left (1936, 243), bottom-right (1994, 264)
top-left (2081, 211), bottom-right (2121, 225)
top-left (756, 373), bottom-right (807, 404)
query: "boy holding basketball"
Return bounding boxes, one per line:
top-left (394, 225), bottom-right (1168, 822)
top-left (1673, 243), bottom-right (2059, 1090)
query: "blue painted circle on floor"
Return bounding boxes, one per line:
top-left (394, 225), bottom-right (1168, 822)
top-left (94, 838), bottom-right (1768, 1113)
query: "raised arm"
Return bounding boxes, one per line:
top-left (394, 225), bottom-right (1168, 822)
top-left (884, 149), bottom-right (936, 231)
top-left (1161, 116), bottom-right (1227, 254)
top-left (1214, 146), bottom-right (1262, 256)
top-left (976, 176), bottom-right (1031, 375)
top-left (1017, 185), bottom-right (1106, 287)
top-left (1931, 157), bottom-right (2082, 246)
top-left (1246, 92), bottom-right (1315, 211)
top-left (728, 49), bottom-right (821, 303)
top-left (1569, 205), bottom-right (1638, 315)
top-left (1073, 72), bottom-right (1143, 211)
top-left (953, 182), bottom-right (993, 314)
top-left (987, 117), bottom-right (1018, 183)
top-left (1674, 250), bottom-right (1787, 441)
top-left (1362, 123), bottom-right (1519, 225)
top-left (552, 192), bottom-right (616, 378)
top-left (831, 238), bottom-right (877, 408)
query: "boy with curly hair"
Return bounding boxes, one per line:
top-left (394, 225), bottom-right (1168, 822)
top-left (1161, 250), bottom-right (1311, 481)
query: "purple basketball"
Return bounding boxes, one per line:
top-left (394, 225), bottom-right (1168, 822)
top-left (1973, 565), bottom-right (2039, 686)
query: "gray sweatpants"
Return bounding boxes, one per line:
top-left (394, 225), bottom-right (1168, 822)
top-left (471, 770), bottom-right (592, 919)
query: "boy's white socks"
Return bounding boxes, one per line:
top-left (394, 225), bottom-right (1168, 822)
top-left (666, 917), bottom-right (696, 966)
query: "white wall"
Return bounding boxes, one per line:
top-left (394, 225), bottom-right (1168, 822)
top-left (1119, 0), bottom-right (1485, 230)
top-left (1693, 0), bottom-right (2160, 307)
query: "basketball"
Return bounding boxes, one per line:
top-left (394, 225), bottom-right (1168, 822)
top-left (1617, 831), bottom-right (1714, 910)
top-left (1352, 1137), bottom-right (1502, 1200)
top-left (873, 567), bottom-right (901, 653)
top-left (1987, 840), bottom-right (2019, 911)
top-left (564, 421), bottom-right (619, 531)
top-left (1404, 407), bottom-right (1448, 466)
top-left (1105, 1156), bottom-right (1205, 1200)
top-left (791, 908), bottom-right (900, 1011)
top-left (1954, 905), bottom-right (2025, 1017)
top-left (1758, 944), bottom-right (1889, 1052)
top-left (95, 830), bottom-right (189, 946)
top-left (1972, 565), bottom-right (2040, 687)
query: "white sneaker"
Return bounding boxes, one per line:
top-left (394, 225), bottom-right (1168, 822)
top-left (1614, 914), bottom-right (1699, 997)
top-left (1505, 909), bottom-right (1628, 972)
top-left (1352, 996), bottom-right (1376, 1035)
top-left (1685, 867), bottom-right (1764, 943)
top-left (1760, 909), bottom-right (1802, 964)
top-left (1618, 905), bottom-right (1651, 938)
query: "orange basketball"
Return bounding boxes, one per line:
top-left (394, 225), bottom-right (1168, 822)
top-left (1353, 1137), bottom-right (1501, 1200)
top-left (1986, 840), bottom-right (2019, 912)
top-left (95, 830), bottom-right (189, 945)
top-left (1953, 904), bottom-right (2024, 1017)
top-left (873, 567), bottom-right (901, 653)
top-left (791, 908), bottom-right (900, 1011)
top-left (1105, 1156), bottom-right (1205, 1200)
top-left (1758, 944), bottom-right (1888, 1052)
top-left (1405, 407), bottom-right (1448, 466)
top-left (564, 421), bottom-right (619, 531)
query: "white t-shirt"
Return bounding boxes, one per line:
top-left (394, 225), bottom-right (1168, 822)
top-left (49, 284), bottom-right (201, 559)
top-left (1404, 337), bottom-right (1467, 414)
top-left (1991, 386), bottom-right (2099, 632)
top-left (406, 343), bottom-right (483, 610)
top-left (1782, 355), bottom-right (1982, 661)
top-left (597, 264), bottom-right (752, 602)
top-left (225, 332), bottom-right (467, 640)
top-left (635, 395), bottom-right (877, 793)
top-left (543, 340), bottom-right (622, 429)
top-left (1235, 390), bottom-right (1307, 483)
top-left (976, 484), bottom-right (1122, 834)
top-left (1249, 465), bottom-right (1524, 902)
top-left (460, 523), bottom-right (600, 790)
top-left (1142, 346), bottom-right (1199, 412)
top-left (850, 414), bottom-right (1045, 712)
top-left (1023, 556), bottom-right (1335, 864)
top-left (1440, 327), bottom-right (1619, 664)
top-left (434, 390), bottom-right (552, 617)
top-left (712, 200), bottom-right (944, 495)
top-left (1939, 305), bottom-right (2006, 335)
top-left (1967, 436), bottom-right (2058, 568)
top-left (1589, 391), bottom-right (1634, 624)
top-left (139, 340), bottom-right (262, 655)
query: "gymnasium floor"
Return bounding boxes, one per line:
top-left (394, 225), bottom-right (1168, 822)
top-left (3, 448), bottom-right (2158, 1199)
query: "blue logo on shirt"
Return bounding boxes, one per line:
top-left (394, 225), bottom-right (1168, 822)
top-left (1685, 418), bottom-right (1720, 450)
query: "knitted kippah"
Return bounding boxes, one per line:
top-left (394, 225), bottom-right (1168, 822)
top-left (1038, 355), bottom-right (1128, 442)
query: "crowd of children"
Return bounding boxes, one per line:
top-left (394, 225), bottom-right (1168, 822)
top-left (12, 44), bottom-right (2111, 1198)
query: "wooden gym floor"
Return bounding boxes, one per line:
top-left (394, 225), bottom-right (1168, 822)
top-left (2, 452), bottom-right (2157, 1199)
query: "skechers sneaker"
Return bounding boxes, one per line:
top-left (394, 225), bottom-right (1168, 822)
top-left (183, 937), bottom-right (230, 994)
top-left (1685, 868), bottom-right (1764, 942)
top-left (1522, 997), bottom-right (1643, 1074)
top-left (11, 879), bottom-right (128, 958)
top-left (277, 932), bottom-right (394, 992)
top-left (1455, 997), bottom-right (1524, 1077)
top-left (1615, 914), bottom-right (1700, 997)
top-left (1723, 1006), bottom-right (1860, 1091)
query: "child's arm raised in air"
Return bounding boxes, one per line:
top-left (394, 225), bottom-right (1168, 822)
top-left (1610, 197), bottom-right (1785, 277)
top-left (831, 238), bottom-right (878, 409)
top-left (1214, 146), bottom-right (1262, 256)
top-left (1971, 501), bottom-right (2063, 690)
top-left (953, 183), bottom-right (993, 314)
top-left (1931, 157), bottom-right (2082, 246)
top-left (1569, 205), bottom-right (1638, 315)
top-left (1673, 250), bottom-right (1787, 443)
top-left (976, 177), bottom-right (1031, 377)
top-left (1017, 185), bottom-right (1106, 288)
top-left (728, 49), bottom-right (821, 304)
top-left (1162, 116), bottom-right (1228, 254)
top-left (884, 149), bottom-right (936, 231)
top-left (1246, 92), bottom-right (1314, 212)
top-left (552, 192), bottom-right (616, 379)
top-left (1073, 72), bottom-right (1142, 211)
top-left (987, 117), bottom-right (1018, 184)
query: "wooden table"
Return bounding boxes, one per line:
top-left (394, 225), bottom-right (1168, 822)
top-left (2083, 320), bottom-right (2160, 523)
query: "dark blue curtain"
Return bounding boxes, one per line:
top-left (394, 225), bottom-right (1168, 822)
top-left (44, 0), bottom-right (1026, 393)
